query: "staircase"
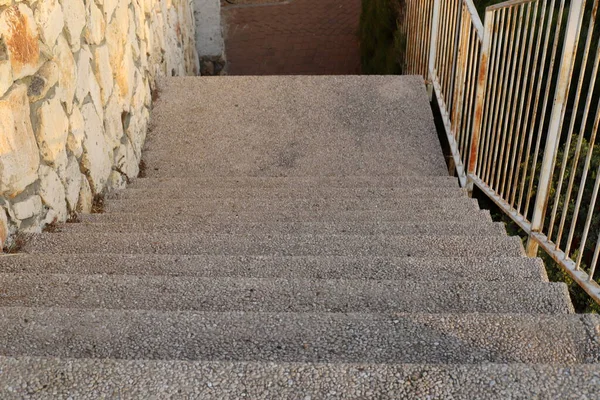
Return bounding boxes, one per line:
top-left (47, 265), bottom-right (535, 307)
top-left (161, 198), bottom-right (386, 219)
top-left (1, 76), bottom-right (599, 397)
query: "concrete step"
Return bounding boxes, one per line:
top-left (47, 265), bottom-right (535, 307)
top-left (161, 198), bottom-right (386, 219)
top-left (0, 309), bottom-right (597, 363)
top-left (24, 233), bottom-right (526, 257)
top-left (142, 76), bottom-right (449, 177)
top-left (103, 197), bottom-right (481, 214)
top-left (128, 176), bottom-right (461, 189)
top-left (0, 254), bottom-right (548, 282)
top-left (79, 208), bottom-right (495, 224)
top-left (0, 274), bottom-right (572, 314)
top-left (1, 357), bottom-right (598, 398)
top-left (107, 186), bottom-right (470, 200)
top-left (56, 220), bottom-right (508, 236)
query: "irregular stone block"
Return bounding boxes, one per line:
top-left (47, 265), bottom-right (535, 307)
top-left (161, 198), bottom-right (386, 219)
top-left (0, 4), bottom-right (41, 80)
top-left (84, 0), bottom-right (105, 45)
top-left (35, 96), bottom-right (69, 166)
top-left (12, 195), bottom-right (42, 220)
top-left (91, 44), bottom-right (113, 106)
top-left (88, 63), bottom-right (103, 120)
top-left (74, 46), bottom-right (92, 105)
top-left (115, 138), bottom-right (139, 179)
top-left (63, 155), bottom-right (82, 211)
top-left (80, 103), bottom-right (111, 194)
top-left (131, 70), bottom-right (146, 112)
top-left (34, 0), bottom-right (64, 48)
top-left (38, 164), bottom-right (67, 221)
top-left (67, 105), bottom-right (85, 159)
top-left (104, 92), bottom-right (124, 150)
top-left (103, 0), bottom-right (120, 24)
top-left (106, 1), bottom-right (134, 107)
top-left (0, 84), bottom-right (40, 197)
top-left (53, 35), bottom-right (76, 113)
top-left (0, 61), bottom-right (12, 98)
top-left (60, 0), bottom-right (86, 51)
top-left (27, 60), bottom-right (59, 103)
top-left (131, 0), bottom-right (145, 41)
top-left (107, 169), bottom-right (127, 190)
top-left (76, 174), bottom-right (92, 213)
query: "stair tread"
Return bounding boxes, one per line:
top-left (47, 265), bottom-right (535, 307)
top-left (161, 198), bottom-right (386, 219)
top-left (0, 308), bottom-right (597, 363)
top-left (0, 274), bottom-right (572, 314)
top-left (1, 357), bottom-right (599, 399)
top-left (145, 76), bottom-right (448, 176)
top-left (129, 175), bottom-right (461, 189)
top-left (79, 208), bottom-right (495, 224)
top-left (24, 233), bottom-right (526, 257)
top-left (103, 197), bottom-right (481, 213)
top-left (56, 220), bottom-right (507, 236)
top-left (109, 186), bottom-right (470, 200)
top-left (0, 254), bottom-right (548, 281)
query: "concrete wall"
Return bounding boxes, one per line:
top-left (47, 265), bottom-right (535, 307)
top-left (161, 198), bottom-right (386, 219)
top-left (194, 0), bottom-right (224, 57)
top-left (0, 0), bottom-right (199, 248)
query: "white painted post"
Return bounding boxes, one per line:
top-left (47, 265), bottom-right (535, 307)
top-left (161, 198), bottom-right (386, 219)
top-left (466, 9), bottom-right (494, 192)
top-left (526, 0), bottom-right (586, 256)
top-left (427, 0), bottom-right (442, 100)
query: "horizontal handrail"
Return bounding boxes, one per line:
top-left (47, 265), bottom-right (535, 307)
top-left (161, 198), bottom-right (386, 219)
top-left (464, 0), bottom-right (485, 38)
top-left (487, 0), bottom-right (538, 11)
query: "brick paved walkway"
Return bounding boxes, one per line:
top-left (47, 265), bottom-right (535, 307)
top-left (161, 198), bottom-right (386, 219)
top-left (222, 0), bottom-right (361, 75)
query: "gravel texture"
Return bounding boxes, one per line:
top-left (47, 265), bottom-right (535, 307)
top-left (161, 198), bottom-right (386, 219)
top-left (0, 254), bottom-right (547, 281)
top-left (0, 309), bottom-right (597, 363)
top-left (143, 76), bottom-right (448, 177)
top-left (56, 220), bottom-right (508, 236)
top-left (107, 186), bottom-right (471, 200)
top-left (79, 208), bottom-right (495, 224)
top-left (128, 175), bottom-right (462, 189)
top-left (24, 233), bottom-right (526, 257)
top-left (0, 274), bottom-right (572, 313)
top-left (1, 358), bottom-right (599, 399)
top-left (102, 196), bottom-right (481, 214)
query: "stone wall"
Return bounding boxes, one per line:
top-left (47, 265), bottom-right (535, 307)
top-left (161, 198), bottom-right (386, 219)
top-left (0, 0), bottom-right (199, 248)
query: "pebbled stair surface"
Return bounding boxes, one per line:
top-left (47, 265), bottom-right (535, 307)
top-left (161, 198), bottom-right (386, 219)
top-left (0, 358), bottom-right (599, 399)
top-left (1, 75), bottom-right (598, 398)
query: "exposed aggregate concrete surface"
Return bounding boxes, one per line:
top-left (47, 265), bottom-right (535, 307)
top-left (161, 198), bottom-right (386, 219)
top-left (1, 76), bottom-right (598, 396)
top-left (0, 254), bottom-right (547, 281)
top-left (0, 358), bottom-right (599, 399)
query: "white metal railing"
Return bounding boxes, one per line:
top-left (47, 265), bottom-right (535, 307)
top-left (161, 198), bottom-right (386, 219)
top-left (402, 0), bottom-right (600, 304)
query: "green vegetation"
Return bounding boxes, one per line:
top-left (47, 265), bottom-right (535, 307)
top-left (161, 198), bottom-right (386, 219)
top-left (359, 0), bottom-right (503, 74)
top-left (541, 137), bottom-right (600, 313)
top-left (473, 0), bottom-right (505, 16)
top-left (497, 136), bottom-right (600, 313)
top-left (359, 0), bottom-right (405, 74)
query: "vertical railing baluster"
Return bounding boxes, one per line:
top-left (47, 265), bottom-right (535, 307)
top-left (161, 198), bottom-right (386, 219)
top-left (466, 9), bottom-right (494, 191)
top-left (478, 12), bottom-right (500, 179)
top-left (451, 4), bottom-right (471, 144)
top-left (577, 164), bottom-right (600, 270)
top-left (508, 1), bottom-right (539, 207)
top-left (526, 0), bottom-right (586, 257)
top-left (427, 0), bottom-right (442, 99)
top-left (550, 0), bottom-right (599, 245)
top-left (524, 0), bottom-right (565, 218)
top-left (589, 215), bottom-right (600, 281)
